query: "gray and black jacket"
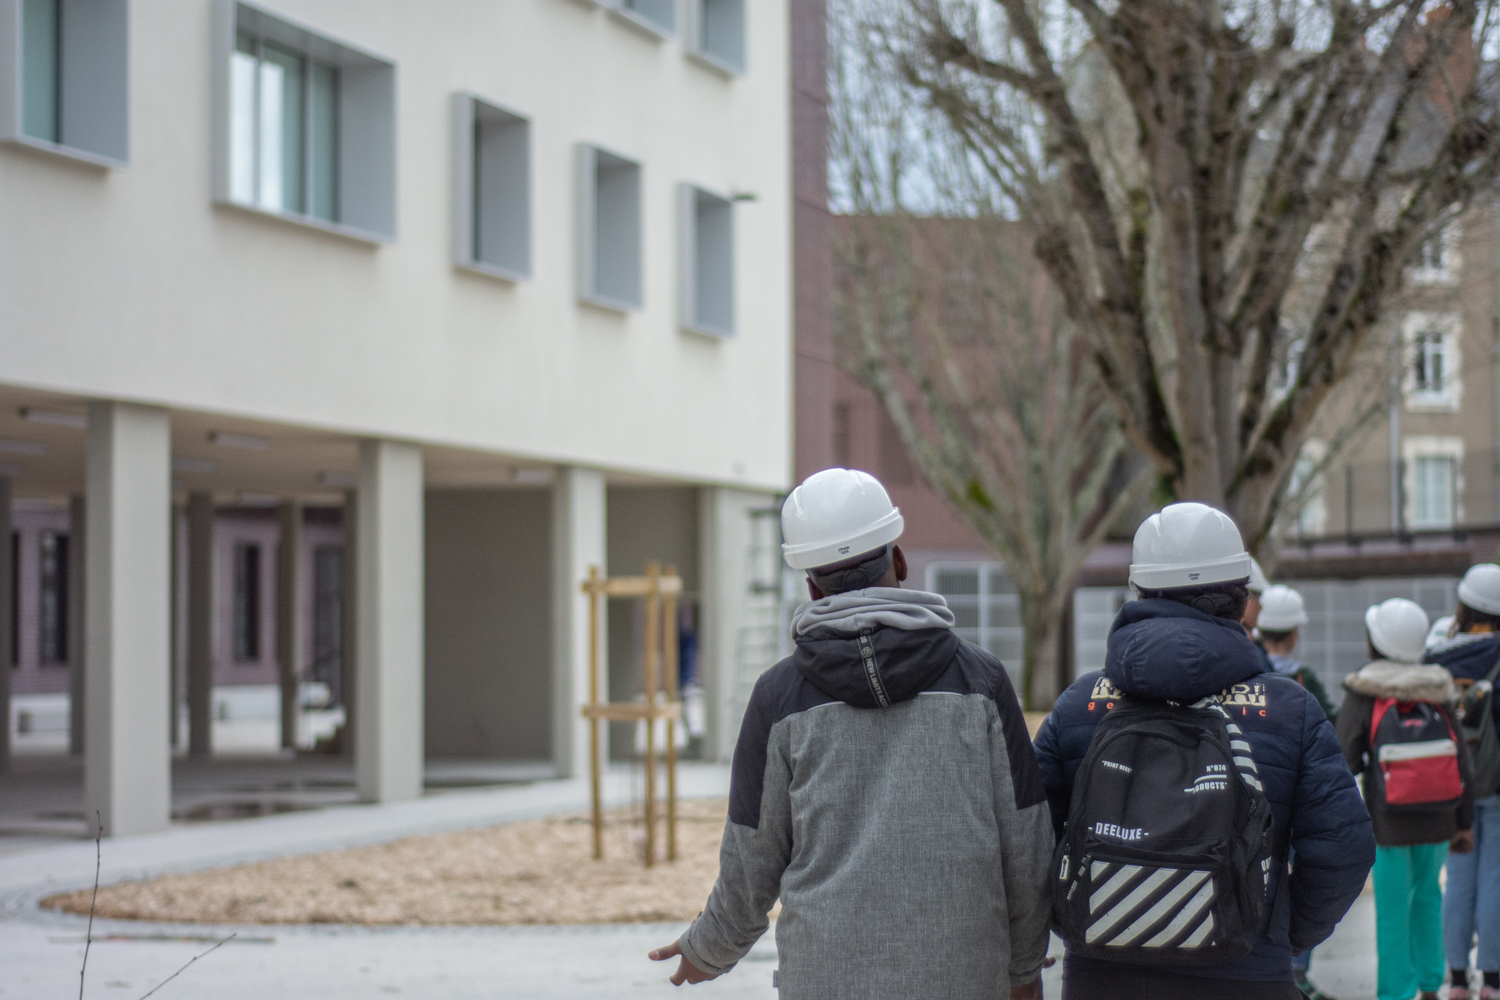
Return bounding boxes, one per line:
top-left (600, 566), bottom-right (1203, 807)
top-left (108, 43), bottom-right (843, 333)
top-left (678, 588), bottom-right (1055, 999)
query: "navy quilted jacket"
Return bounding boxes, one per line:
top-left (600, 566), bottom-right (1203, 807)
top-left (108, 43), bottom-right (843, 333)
top-left (1033, 599), bottom-right (1375, 983)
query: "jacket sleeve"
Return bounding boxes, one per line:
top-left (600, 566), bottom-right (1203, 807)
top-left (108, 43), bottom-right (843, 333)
top-left (1032, 708), bottom-right (1070, 840)
top-left (989, 667), bottom-right (1056, 988)
top-left (1287, 692), bottom-right (1376, 953)
top-left (1448, 702), bottom-right (1476, 832)
top-left (1334, 691), bottom-right (1369, 776)
top-left (677, 679), bottom-right (793, 976)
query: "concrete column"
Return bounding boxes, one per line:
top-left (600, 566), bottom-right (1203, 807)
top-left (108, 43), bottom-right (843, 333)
top-left (339, 488), bottom-right (357, 754)
top-left (0, 475), bottom-right (12, 774)
top-left (277, 499), bottom-right (303, 750)
top-left (169, 503), bottom-right (181, 747)
top-left (68, 495), bottom-right (86, 756)
top-left (551, 466), bottom-right (606, 779)
top-left (84, 401), bottom-right (171, 837)
top-left (186, 491), bottom-right (214, 757)
top-left (354, 440), bottom-right (424, 804)
top-left (698, 487), bottom-right (767, 763)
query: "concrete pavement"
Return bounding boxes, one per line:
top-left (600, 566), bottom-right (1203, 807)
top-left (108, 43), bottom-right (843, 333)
top-left (0, 759), bottom-right (1384, 999)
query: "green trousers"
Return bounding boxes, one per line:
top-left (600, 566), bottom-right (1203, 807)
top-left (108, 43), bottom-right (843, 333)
top-left (1373, 843), bottom-right (1449, 1000)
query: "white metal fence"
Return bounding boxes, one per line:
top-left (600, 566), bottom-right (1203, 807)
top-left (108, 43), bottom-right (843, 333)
top-left (1072, 577), bottom-right (1461, 707)
top-left (926, 562), bottom-right (1025, 693)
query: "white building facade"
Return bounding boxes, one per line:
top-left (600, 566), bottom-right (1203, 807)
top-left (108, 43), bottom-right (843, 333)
top-left (0, 0), bottom-right (790, 835)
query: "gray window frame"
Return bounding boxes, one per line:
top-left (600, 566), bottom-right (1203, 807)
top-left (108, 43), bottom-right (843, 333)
top-left (212, 0), bottom-right (397, 244)
top-left (0, 0), bottom-right (130, 168)
top-left (685, 0), bottom-right (746, 76)
top-left (576, 142), bottom-right (644, 312)
top-left (678, 182), bottom-right (735, 338)
top-left (451, 93), bottom-right (531, 282)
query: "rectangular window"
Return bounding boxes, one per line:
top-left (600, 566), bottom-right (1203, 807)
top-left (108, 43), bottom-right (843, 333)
top-left (311, 545), bottom-right (343, 689)
top-left (679, 184), bottom-right (735, 336)
top-left (1403, 312), bottom-right (1462, 411)
top-left (39, 530), bottom-right (67, 665)
top-left (5, 0), bottom-right (129, 165)
top-left (217, 2), bottom-right (395, 241)
top-left (576, 143), bottom-right (643, 310)
top-left (1413, 456), bottom-right (1457, 529)
top-left (688, 0), bottom-right (746, 74)
top-left (1414, 329), bottom-right (1445, 394)
top-left (21, 0), bottom-right (60, 142)
top-left (452, 94), bottom-right (530, 280)
top-left (1411, 225), bottom-right (1459, 284)
top-left (230, 33), bottom-right (337, 219)
top-left (233, 542), bottom-right (261, 661)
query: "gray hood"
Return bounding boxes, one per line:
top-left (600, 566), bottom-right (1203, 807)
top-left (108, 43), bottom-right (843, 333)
top-left (1343, 660), bottom-right (1456, 702)
top-left (790, 587), bottom-right (955, 637)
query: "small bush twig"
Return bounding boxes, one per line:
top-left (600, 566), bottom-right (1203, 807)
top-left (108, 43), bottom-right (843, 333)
top-left (136, 933), bottom-right (237, 999)
top-left (79, 811), bottom-right (101, 1000)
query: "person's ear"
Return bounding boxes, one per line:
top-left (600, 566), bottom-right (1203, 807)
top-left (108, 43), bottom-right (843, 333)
top-left (893, 545), bottom-right (908, 584)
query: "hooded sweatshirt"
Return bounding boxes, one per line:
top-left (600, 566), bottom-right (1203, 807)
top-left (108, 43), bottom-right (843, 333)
top-left (1033, 599), bottom-right (1375, 983)
top-left (677, 587), bottom-right (1055, 1000)
top-left (1335, 660), bottom-right (1474, 845)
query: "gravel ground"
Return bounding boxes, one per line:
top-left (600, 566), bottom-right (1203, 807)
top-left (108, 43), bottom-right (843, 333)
top-left (41, 800), bottom-right (732, 926)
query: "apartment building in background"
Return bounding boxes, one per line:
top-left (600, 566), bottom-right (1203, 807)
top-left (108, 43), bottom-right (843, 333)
top-left (0, 0), bottom-right (791, 836)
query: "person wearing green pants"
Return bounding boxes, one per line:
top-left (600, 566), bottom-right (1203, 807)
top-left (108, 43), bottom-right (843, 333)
top-left (1372, 843), bottom-right (1449, 1000)
top-left (1337, 599), bottom-right (1475, 1000)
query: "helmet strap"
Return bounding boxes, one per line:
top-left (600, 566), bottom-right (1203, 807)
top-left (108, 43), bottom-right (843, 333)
top-left (809, 546), bottom-right (894, 596)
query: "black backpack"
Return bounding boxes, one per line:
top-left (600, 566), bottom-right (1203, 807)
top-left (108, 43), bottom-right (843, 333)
top-left (1052, 696), bottom-right (1275, 966)
top-left (1457, 659), bottom-right (1500, 799)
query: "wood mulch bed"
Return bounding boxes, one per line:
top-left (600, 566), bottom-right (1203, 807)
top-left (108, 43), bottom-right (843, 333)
top-left (42, 799), bottom-right (731, 926)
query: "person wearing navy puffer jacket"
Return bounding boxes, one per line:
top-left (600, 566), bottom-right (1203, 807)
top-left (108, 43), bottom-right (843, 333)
top-left (1034, 504), bottom-right (1376, 1000)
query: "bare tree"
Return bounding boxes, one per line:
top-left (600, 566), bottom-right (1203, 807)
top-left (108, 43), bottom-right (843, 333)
top-left (866, 0), bottom-right (1500, 554)
top-left (832, 31), bottom-right (1149, 707)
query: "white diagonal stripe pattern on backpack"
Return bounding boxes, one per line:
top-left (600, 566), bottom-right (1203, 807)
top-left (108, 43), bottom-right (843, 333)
top-left (1109, 870), bottom-right (1212, 947)
top-left (1180, 908), bottom-right (1217, 948)
top-left (1142, 876), bottom-right (1216, 948)
top-left (1085, 868), bottom-right (1177, 943)
top-left (1089, 864), bottom-right (1143, 914)
top-left (1091, 860), bottom-right (1109, 881)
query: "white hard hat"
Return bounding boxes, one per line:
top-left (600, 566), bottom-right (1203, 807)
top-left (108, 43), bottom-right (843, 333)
top-left (1365, 598), bottom-right (1431, 664)
top-left (1257, 585), bottom-right (1308, 630)
top-left (1458, 564), bottom-right (1500, 616)
top-left (1128, 502), bottom-right (1252, 592)
top-left (1427, 614), bottom-right (1455, 648)
top-left (781, 468), bottom-right (905, 571)
top-left (1247, 558), bottom-right (1269, 594)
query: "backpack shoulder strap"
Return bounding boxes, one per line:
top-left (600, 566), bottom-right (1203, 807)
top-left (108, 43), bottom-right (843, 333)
top-left (1200, 697), bottom-right (1265, 794)
top-left (1371, 696), bottom-right (1397, 737)
top-left (1484, 652), bottom-right (1500, 685)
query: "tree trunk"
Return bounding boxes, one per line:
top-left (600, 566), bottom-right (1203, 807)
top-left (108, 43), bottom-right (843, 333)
top-left (1019, 590), bottom-right (1064, 711)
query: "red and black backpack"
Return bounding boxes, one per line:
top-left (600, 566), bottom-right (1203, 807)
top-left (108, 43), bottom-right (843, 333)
top-left (1368, 698), bottom-right (1464, 812)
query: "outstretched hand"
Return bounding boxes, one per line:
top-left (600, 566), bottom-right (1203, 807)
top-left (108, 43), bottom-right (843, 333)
top-left (648, 941), bottom-right (719, 986)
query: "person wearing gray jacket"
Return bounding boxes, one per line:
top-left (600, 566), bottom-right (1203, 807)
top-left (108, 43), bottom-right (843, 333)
top-left (649, 469), bottom-right (1055, 999)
